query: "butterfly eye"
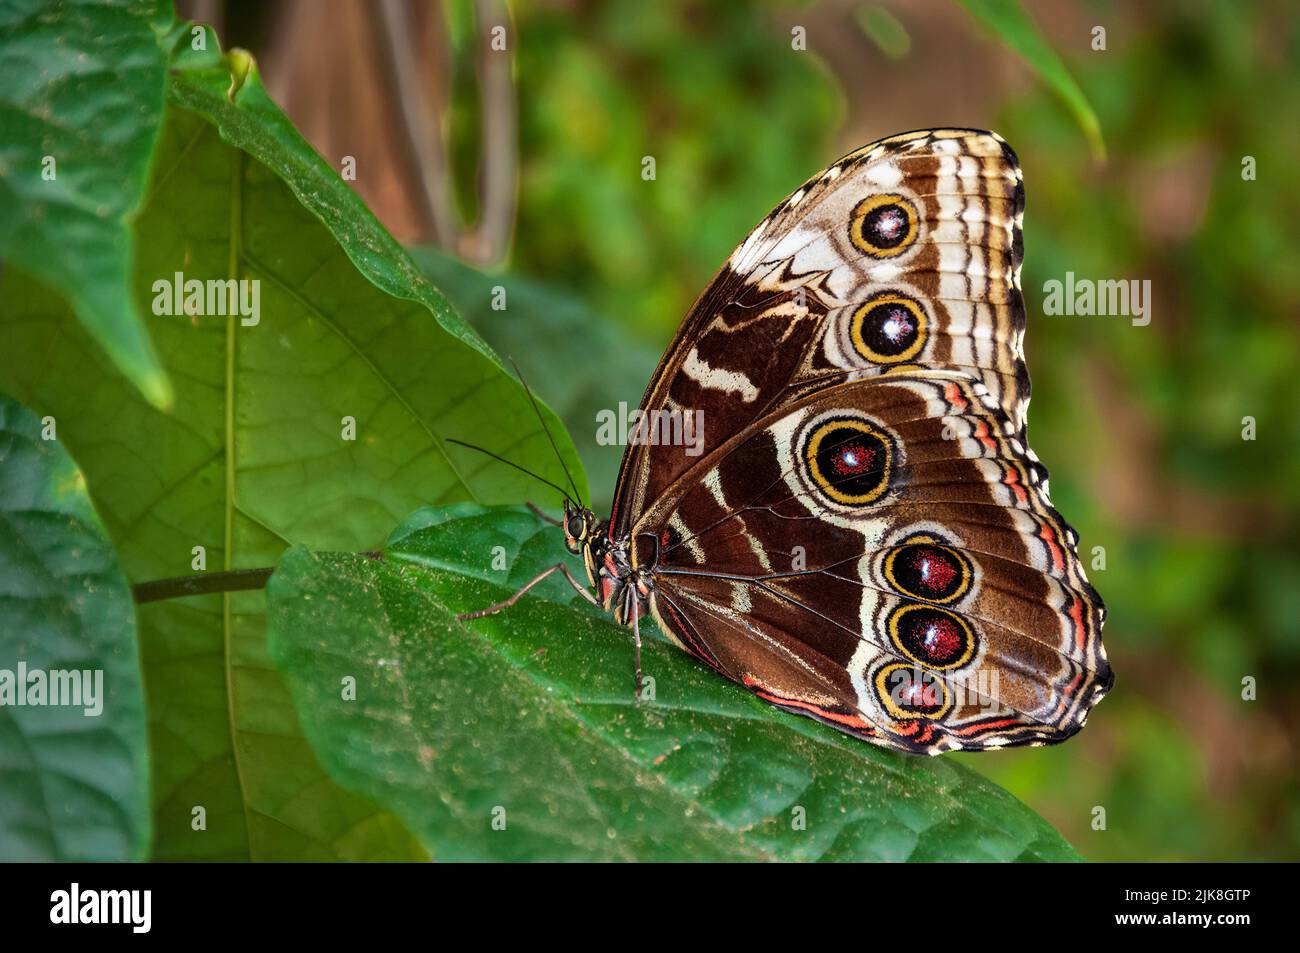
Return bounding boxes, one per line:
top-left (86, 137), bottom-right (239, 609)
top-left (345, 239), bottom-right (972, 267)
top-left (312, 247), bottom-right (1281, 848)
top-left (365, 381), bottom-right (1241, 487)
top-left (566, 513), bottom-right (586, 539)
top-left (849, 193), bottom-right (919, 258)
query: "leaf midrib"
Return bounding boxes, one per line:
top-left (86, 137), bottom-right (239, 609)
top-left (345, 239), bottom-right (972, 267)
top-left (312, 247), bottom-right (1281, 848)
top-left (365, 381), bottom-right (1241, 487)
top-left (201, 113), bottom-right (485, 859)
top-left (223, 139), bottom-right (252, 858)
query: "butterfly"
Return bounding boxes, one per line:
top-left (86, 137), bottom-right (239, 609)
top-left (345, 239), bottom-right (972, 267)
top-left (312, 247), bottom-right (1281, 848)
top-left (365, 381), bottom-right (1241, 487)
top-left (458, 128), bottom-right (1112, 755)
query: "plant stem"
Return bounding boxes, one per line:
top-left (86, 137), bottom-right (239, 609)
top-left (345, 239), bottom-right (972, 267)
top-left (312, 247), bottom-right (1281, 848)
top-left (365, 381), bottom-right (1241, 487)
top-left (132, 567), bottom-right (274, 604)
top-left (131, 552), bottom-right (383, 604)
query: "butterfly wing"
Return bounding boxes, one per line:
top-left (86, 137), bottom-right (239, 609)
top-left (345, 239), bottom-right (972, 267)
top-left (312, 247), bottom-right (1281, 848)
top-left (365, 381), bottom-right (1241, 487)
top-left (606, 128), bottom-right (1108, 752)
top-left (610, 128), bottom-right (1028, 539)
top-left (637, 371), bottom-right (1110, 754)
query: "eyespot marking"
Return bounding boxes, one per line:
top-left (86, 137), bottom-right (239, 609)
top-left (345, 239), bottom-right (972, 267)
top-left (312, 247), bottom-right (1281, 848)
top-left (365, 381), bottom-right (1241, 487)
top-left (849, 292), bottom-right (928, 364)
top-left (801, 415), bottom-right (895, 506)
top-left (850, 193), bottom-right (919, 258)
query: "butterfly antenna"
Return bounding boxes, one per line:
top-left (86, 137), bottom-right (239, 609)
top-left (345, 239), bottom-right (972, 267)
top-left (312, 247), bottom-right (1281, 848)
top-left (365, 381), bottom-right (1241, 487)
top-left (446, 438), bottom-right (573, 505)
top-left (508, 356), bottom-right (585, 507)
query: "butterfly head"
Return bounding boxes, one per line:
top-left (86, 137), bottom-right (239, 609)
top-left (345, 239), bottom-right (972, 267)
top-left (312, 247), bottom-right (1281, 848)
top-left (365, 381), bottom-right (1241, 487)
top-left (562, 499), bottom-right (599, 555)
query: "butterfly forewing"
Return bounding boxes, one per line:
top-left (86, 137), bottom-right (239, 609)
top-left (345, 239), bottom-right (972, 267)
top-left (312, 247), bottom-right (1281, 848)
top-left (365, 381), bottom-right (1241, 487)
top-left (610, 129), bottom-right (1030, 540)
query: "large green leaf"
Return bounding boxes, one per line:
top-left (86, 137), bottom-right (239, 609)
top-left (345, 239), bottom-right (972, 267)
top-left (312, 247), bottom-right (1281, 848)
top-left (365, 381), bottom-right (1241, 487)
top-left (0, 394), bottom-right (149, 861)
top-left (0, 52), bottom-right (583, 859)
top-left (0, 0), bottom-right (172, 406)
top-left (267, 503), bottom-right (1080, 861)
top-left (408, 246), bottom-right (659, 510)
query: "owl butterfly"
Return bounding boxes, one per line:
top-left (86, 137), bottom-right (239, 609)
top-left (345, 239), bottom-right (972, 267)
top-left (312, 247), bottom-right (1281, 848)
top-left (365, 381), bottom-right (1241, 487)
top-left (462, 128), bottom-right (1112, 755)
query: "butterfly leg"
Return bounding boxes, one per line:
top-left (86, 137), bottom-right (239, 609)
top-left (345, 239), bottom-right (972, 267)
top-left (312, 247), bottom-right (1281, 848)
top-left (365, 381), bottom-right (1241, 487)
top-left (456, 562), bottom-right (596, 621)
top-left (526, 501), bottom-right (562, 526)
top-left (631, 595), bottom-right (644, 699)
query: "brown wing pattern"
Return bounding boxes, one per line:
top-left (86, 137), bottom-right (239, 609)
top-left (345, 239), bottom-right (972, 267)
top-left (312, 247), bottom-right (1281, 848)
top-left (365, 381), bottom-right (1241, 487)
top-left (639, 372), bottom-right (1110, 754)
top-left (610, 129), bottom-right (1029, 539)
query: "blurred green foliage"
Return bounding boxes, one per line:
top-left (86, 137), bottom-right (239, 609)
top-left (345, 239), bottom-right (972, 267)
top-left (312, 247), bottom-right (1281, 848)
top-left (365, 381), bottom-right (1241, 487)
top-left (495, 0), bottom-right (1299, 861)
top-left (969, 0), bottom-right (1300, 861)
top-left (959, 0), bottom-right (1106, 160)
top-left (512, 0), bottom-right (841, 343)
top-left (856, 5), bottom-right (911, 61)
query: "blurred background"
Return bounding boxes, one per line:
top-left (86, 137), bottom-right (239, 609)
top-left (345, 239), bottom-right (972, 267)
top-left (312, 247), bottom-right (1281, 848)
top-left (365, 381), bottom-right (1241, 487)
top-left (181, 0), bottom-right (1300, 861)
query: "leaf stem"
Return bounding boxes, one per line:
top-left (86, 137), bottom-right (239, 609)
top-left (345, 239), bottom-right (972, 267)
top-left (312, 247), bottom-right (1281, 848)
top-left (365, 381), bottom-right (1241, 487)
top-left (132, 567), bottom-right (273, 604)
top-left (132, 552), bottom-right (383, 604)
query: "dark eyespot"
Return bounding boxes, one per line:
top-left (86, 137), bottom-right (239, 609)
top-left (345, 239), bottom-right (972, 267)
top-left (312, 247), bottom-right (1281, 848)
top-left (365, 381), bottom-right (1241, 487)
top-left (883, 541), bottom-right (972, 604)
top-left (874, 663), bottom-right (951, 720)
top-left (849, 293), bottom-right (927, 364)
top-left (803, 417), bottom-right (894, 506)
top-left (887, 604), bottom-right (976, 670)
top-left (849, 194), bottom-right (919, 258)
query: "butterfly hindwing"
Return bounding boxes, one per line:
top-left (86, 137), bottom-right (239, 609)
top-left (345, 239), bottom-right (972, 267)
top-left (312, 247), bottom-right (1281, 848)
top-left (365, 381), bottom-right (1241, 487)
top-left (639, 372), bottom-right (1109, 753)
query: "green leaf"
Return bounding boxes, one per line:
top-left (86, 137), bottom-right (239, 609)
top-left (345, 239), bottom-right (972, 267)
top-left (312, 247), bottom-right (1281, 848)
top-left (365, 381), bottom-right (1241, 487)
top-left (856, 4), bottom-right (912, 60)
top-left (0, 53), bottom-right (583, 860)
top-left (164, 56), bottom-right (522, 376)
top-left (0, 0), bottom-right (173, 407)
top-left (0, 394), bottom-right (149, 861)
top-left (957, 0), bottom-right (1106, 162)
top-left (267, 504), bottom-right (1080, 861)
top-left (408, 246), bottom-right (659, 510)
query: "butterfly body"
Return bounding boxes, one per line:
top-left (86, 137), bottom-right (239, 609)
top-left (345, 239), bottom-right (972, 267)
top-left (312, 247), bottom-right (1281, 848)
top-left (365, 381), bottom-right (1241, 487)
top-left (564, 509), bottom-right (644, 625)
top-left (533, 129), bottom-right (1111, 756)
